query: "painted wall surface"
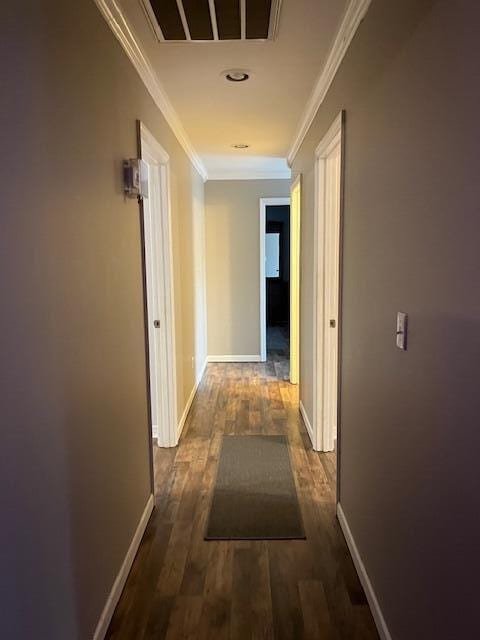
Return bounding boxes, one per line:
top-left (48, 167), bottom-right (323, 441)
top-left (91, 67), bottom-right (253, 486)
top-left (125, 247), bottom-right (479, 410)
top-left (292, 0), bottom-right (480, 637)
top-left (205, 180), bottom-right (290, 357)
top-left (0, 1), bottom-right (206, 638)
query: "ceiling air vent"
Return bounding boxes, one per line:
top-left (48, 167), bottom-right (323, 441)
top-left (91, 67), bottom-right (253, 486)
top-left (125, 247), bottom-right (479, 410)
top-left (142, 0), bottom-right (282, 42)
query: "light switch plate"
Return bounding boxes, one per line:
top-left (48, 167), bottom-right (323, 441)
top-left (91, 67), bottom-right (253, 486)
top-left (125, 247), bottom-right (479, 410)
top-left (396, 312), bottom-right (408, 350)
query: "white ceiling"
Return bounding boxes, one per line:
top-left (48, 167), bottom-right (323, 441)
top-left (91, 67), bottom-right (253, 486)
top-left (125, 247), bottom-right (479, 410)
top-left (116, 0), bottom-right (350, 179)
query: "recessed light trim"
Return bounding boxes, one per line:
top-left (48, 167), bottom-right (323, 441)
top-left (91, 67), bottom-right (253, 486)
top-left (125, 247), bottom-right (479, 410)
top-left (223, 69), bottom-right (250, 82)
top-left (232, 143), bottom-right (250, 149)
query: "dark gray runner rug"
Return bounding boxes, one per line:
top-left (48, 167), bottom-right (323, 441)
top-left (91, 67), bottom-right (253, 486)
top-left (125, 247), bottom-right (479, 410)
top-left (205, 435), bottom-right (306, 540)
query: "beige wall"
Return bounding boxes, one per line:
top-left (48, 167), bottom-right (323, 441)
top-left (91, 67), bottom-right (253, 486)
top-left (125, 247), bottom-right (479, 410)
top-left (1, 1), bottom-right (205, 638)
top-left (293, 0), bottom-right (480, 637)
top-left (172, 157), bottom-right (207, 407)
top-left (205, 179), bottom-right (290, 357)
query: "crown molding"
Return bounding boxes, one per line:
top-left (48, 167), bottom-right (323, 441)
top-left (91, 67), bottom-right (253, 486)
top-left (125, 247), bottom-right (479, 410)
top-left (207, 169), bottom-right (292, 181)
top-left (93, 0), bottom-right (208, 181)
top-left (287, 0), bottom-right (372, 166)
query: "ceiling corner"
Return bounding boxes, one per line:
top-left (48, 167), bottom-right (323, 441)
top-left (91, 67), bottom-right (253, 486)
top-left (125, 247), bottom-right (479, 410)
top-left (93, 0), bottom-right (208, 181)
top-left (287, 0), bottom-right (372, 165)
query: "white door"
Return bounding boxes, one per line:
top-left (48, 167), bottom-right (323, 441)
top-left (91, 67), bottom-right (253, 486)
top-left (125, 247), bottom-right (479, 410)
top-left (140, 123), bottom-right (178, 448)
top-left (290, 176), bottom-right (301, 385)
top-left (322, 143), bottom-right (341, 450)
top-left (142, 158), bottom-right (162, 435)
top-left (313, 112), bottom-right (343, 452)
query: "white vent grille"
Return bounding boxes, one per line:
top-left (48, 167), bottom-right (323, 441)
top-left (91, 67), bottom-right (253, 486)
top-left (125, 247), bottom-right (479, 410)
top-left (141, 0), bottom-right (282, 43)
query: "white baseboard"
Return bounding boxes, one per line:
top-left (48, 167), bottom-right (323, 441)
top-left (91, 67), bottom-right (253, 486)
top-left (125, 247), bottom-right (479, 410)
top-left (196, 356), bottom-right (208, 386)
top-left (207, 354), bottom-right (262, 363)
top-left (177, 357), bottom-right (208, 439)
top-left (93, 494), bottom-right (154, 640)
top-left (337, 503), bottom-right (392, 640)
top-left (299, 400), bottom-right (314, 447)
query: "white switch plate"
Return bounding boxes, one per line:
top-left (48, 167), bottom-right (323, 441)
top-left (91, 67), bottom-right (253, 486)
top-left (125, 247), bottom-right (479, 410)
top-left (396, 312), bottom-right (408, 350)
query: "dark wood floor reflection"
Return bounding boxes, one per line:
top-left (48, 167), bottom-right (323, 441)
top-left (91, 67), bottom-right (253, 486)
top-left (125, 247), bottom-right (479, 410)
top-left (106, 362), bottom-right (379, 639)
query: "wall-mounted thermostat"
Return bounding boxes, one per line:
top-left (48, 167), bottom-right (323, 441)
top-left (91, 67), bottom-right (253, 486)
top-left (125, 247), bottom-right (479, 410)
top-left (123, 158), bottom-right (149, 199)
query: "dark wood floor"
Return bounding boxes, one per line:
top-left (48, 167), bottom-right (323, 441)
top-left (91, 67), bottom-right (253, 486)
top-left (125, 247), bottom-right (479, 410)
top-left (106, 361), bottom-right (379, 639)
top-left (267, 325), bottom-right (290, 380)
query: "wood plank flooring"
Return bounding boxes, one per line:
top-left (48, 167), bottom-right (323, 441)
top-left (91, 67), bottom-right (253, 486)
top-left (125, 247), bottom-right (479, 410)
top-left (106, 361), bottom-right (379, 640)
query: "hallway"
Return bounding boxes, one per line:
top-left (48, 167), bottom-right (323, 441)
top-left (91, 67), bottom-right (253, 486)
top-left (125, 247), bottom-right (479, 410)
top-left (106, 363), bottom-right (378, 639)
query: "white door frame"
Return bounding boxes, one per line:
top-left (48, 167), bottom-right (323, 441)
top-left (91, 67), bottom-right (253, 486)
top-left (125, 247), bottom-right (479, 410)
top-left (313, 111), bottom-right (344, 452)
top-left (139, 122), bottom-right (178, 449)
top-left (290, 175), bottom-right (301, 385)
top-left (259, 197), bottom-right (291, 363)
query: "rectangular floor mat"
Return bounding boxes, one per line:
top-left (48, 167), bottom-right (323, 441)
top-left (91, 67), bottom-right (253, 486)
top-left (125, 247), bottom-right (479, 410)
top-left (205, 435), bottom-right (306, 540)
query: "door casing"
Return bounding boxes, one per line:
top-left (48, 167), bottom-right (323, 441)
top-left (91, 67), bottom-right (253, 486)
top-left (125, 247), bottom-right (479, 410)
top-left (139, 122), bottom-right (178, 453)
top-left (290, 175), bottom-right (301, 385)
top-left (312, 111), bottom-right (345, 465)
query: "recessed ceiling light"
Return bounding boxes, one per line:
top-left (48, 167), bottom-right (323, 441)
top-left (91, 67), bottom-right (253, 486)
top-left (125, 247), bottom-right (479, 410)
top-left (232, 143), bottom-right (250, 149)
top-left (223, 69), bottom-right (250, 82)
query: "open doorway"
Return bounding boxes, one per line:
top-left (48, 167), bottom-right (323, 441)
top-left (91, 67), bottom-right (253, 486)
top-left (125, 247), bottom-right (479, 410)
top-left (260, 197), bottom-right (291, 379)
top-left (266, 204), bottom-right (290, 378)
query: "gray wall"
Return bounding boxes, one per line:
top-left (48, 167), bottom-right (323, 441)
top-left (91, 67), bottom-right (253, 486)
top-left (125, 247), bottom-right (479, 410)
top-left (1, 0), bottom-right (205, 637)
top-left (205, 179), bottom-right (290, 357)
top-left (292, 0), bottom-right (480, 637)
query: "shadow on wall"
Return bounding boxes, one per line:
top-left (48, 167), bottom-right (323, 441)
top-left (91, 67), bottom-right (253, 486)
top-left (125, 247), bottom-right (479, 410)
top-left (341, 310), bottom-right (480, 638)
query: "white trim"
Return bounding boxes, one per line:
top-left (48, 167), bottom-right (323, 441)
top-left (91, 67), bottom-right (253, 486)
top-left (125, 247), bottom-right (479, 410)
top-left (287, 0), bottom-right (371, 165)
top-left (177, 385), bottom-right (196, 439)
top-left (207, 170), bottom-right (292, 181)
top-left (140, 0), bottom-right (165, 41)
top-left (259, 197), bottom-right (291, 362)
top-left (175, 0), bottom-right (192, 41)
top-left (140, 123), bottom-right (178, 449)
top-left (93, 0), bottom-right (208, 181)
top-left (93, 495), bottom-right (154, 640)
top-left (260, 204), bottom-right (266, 362)
top-left (315, 112), bottom-right (343, 158)
top-left (177, 357), bottom-right (208, 439)
top-left (268, 0), bottom-right (283, 40)
top-left (208, 0), bottom-right (219, 41)
top-left (313, 112), bottom-right (344, 452)
top-left (141, 0), bottom-right (281, 43)
top-left (197, 356), bottom-right (208, 384)
top-left (240, 0), bottom-right (246, 40)
top-left (141, 122), bottom-right (170, 164)
top-left (289, 175), bottom-right (301, 385)
top-left (207, 355), bottom-right (262, 363)
top-left (337, 504), bottom-right (392, 640)
top-left (299, 401), bottom-right (314, 446)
